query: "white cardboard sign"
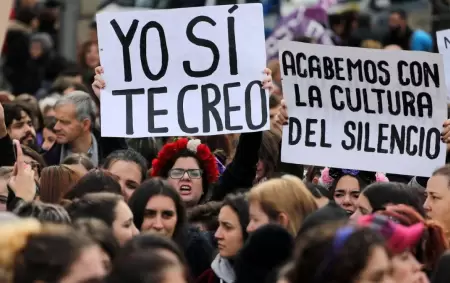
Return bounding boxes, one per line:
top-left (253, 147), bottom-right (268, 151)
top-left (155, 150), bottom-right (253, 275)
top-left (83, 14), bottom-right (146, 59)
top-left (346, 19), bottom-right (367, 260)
top-left (280, 41), bottom-right (447, 177)
top-left (96, 4), bottom-right (269, 137)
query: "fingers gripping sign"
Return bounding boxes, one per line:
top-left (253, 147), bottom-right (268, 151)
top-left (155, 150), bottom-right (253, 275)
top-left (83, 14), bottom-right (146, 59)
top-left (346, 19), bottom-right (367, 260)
top-left (9, 140), bottom-right (36, 201)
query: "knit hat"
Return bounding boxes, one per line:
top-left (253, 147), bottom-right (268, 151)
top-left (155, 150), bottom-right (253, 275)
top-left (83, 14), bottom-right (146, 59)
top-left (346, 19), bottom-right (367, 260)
top-left (30, 32), bottom-right (54, 53)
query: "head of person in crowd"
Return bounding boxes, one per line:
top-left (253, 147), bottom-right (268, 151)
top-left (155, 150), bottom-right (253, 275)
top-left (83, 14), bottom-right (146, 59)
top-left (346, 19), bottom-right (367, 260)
top-left (21, 145), bottom-right (46, 181)
top-left (128, 179), bottom-right (187, 246)
top-left (67, 192), bottom-right (139, 245)
top-left (188, 201), bottom-right (222, 232)
top-left (50, 77), bottom-right (89, 96)
top-left (19, 225), bottom-right (107, 282)
top-left (126, 138), bottom-right (161, 169)
top-left (62, 153), bottom-right (95, 175)
top-left (89, 21), bottom-right (98, 42)
top-left (39, 95), bottom-right (58, 118)
top-left (255, 131), bottom-right (280, 184)
top-left (247, 175), bottom-right (317, 236)
top-left (305, 165), bottom-right (324, 184)
top-left (234, 224), bottom-right (294, 283)
top-left (102, 149), bottom-right (148, 201)
top-left (388, 9), bottom-right (408, 37)
top-left (361, 39), bottom-right (383, 49)
top-left (289, 223), bottom-right (393, 283)
top-left (0, 167), bottom-right (13, 211)
top-left (351, 182), bottom-right (425, 219)
top-left (72, 218), bottom-right (120, 272)
top-left (356, 214), bottom-right (427, 283)
top-left (59, 63), bottom-right (84, 84)
top-left (321, 167), bottom-right (388, 214)
top-left (41, 116), bottom-right (56, 151)
top-left (305, 182), bottom-right (331, 208)
top-left (151, 138), bottom-right (219, 207)
top-left (64, 169), bottom-right (121, 200)
top-left (107, 249), bottom-right (189, 283)
top-left (215, 194), bottom-right (249, 260)
top-left (39, 165), bottom-right (81, 204)
top-left (79, 40), bottom-right (100, 70)
top-left (15, 95), bottom-right (41, 130)
top-left (377, 204), bottom-right (448, 272)
top-left (53, 91), bottom-right (97, 146)
top-left (14, 202), bottom-right (71, 224)
top-left (14, 6), bottom-right (39, 30)
top-left (425, 165), bottom-right (450, 239)
top-left (29, 32), bottom-right (53, 60)
top-left (3, 102), bottom-right (36, 146)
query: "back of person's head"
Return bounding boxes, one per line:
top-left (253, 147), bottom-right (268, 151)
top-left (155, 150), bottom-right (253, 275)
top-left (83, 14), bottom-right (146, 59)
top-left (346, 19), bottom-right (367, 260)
top-left (102, 149), bottom-right (148, 182)
top-left (378, 204), bottom-right (448, 270)
top-left (12, 225), bottom-right (100, 283)
top-left (62, 153), bottom-right (95, 171)
top-left (39, 165), bottom-right (81, 203)
top-left (64, 169), bottom-right (121, 200)
top-left (234, 224), bottom-right (293, 283)
top-left (290, 223), bottom-right (387, 283)
top-left (432, 252), bottom-right (450, 283)
top-left (66, 192), bottom-right (123, 227)
top-left (362, 182), bottom-right (425, 216)
top-left (119, 234), bottom-right (187, 266)
top-left (107, 250), bottom-right (189, 283)
top-left (72, 218), bottom-right (120, 264)
top-left (188, 201), bottom-right (222, 231)
top-left (14, 202), bottom-right (71, 224)
top-left (305, 182), bottom-right (331, 199)
top-left (249, 176), bottom-right (318, 236)
top-left (15, 7), bottom-right (37, 26)
top-left (128, 179), bottom-right (187, 245)
top-left (257, 131), bottom-right (281, 181)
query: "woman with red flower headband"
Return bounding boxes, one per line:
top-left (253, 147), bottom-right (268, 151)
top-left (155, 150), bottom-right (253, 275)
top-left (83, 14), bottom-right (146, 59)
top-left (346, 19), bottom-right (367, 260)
top-left (149, 69), bottom-right (274, 208)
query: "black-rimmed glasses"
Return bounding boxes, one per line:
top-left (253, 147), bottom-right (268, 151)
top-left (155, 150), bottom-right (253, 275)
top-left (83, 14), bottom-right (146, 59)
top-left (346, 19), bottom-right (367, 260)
top-left (168, 169), bottom-right (203, 179)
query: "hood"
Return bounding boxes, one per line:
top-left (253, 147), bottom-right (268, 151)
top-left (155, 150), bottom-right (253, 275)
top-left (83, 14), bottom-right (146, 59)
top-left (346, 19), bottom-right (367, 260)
top-left (211, 254), bottom-right (235, 283)
top-left (8, 20), bottom-right (32, 33)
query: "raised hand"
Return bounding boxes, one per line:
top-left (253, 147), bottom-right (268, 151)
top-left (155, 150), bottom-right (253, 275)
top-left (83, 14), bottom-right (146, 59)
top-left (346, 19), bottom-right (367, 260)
top-left (8, 140), bottom-right (36, 201)
top-left (91, 66), bottom-right (105, 99)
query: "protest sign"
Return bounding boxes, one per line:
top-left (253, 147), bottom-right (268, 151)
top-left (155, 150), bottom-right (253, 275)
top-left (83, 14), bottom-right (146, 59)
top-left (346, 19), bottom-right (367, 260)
top-left (436, 29), bottom-right (450, 102)
top-left (96, 4), bottom-right (268, 137)
top-left (279, 41), bottom-right (447, 177)
top-left (0, 0), bottom-right (13, 50)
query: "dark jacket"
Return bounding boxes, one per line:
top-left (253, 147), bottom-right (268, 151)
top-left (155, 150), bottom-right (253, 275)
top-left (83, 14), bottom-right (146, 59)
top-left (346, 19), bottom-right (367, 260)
top-left (183, 226), bottom-right (215, 279)
top-left (209, 131), bottom-right (262, 201)
top-left (0, 128), bottom-right (127, 167)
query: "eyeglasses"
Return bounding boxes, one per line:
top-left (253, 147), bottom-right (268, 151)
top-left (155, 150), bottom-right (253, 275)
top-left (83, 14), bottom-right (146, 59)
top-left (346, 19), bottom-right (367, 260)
top-left (168, 169), bottom-right (203, 179)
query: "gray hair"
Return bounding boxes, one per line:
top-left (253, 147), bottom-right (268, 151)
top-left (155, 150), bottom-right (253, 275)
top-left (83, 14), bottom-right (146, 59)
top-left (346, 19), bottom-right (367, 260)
top-left (54, 91), bottom-right (97, 124)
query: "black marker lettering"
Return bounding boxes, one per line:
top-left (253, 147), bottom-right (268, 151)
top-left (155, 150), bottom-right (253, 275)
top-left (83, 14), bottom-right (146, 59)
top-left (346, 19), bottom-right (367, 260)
top-left (110, 19), bottom-right (139, 82)
top-left (112, 88), bottom-right (145, 135)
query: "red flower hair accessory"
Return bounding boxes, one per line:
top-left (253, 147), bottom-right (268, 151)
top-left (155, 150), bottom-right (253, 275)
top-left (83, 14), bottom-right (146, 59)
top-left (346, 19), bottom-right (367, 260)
top-left (151, 138), bottom-right (219, 184)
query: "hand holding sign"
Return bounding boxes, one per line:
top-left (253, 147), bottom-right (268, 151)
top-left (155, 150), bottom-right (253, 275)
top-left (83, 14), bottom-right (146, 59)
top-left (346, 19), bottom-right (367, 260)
top-left (92, 66), bottom-right (105, 98)
top-left (8, 140), bottom-right (36, 202)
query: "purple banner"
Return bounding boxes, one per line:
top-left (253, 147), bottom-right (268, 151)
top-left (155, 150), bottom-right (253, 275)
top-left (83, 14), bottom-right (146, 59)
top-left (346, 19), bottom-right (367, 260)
top-left (266, 7), bottom-right (334, 61)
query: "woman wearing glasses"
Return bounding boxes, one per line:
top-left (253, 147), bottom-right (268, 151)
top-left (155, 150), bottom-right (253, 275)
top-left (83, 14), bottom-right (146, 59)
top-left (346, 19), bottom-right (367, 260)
top-left (128, 178), bottom-right (214, 279)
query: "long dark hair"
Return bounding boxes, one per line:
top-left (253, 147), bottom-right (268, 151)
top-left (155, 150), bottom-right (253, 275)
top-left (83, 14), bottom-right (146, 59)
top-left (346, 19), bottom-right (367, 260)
top-left (128, 179), bottom-right (188, 248)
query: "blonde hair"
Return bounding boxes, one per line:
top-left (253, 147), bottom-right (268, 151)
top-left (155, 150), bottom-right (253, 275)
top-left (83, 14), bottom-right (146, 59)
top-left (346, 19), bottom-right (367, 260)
top-left (360, 39), bottom-right (383, 49)
top-left (0, 219), bottom-right (73, 282)
top-left (248, 176), bottom-right (318, 236)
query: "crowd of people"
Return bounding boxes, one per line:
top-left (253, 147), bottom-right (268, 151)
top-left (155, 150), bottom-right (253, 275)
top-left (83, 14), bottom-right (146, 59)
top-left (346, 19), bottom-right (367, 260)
top-left (0, 0), bottom-right (448, 283)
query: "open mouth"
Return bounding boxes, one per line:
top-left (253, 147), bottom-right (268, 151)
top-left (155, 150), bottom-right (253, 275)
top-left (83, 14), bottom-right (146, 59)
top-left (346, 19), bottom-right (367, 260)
top-left (179, 185), bottom-right (192, 195)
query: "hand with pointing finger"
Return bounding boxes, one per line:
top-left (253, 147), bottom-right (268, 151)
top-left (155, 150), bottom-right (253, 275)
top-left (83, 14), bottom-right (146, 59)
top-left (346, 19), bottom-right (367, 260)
top-left (8, 140), bottom-right (36, 202)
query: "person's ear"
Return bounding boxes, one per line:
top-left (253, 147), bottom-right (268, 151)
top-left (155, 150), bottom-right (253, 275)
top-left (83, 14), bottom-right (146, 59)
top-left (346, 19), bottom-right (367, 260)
top-left (277, 212), bottom-right (289, 229)
top-left (312, 176), bottom-right (320, 184)
top-left (81, 119), bottom-right (91, 131)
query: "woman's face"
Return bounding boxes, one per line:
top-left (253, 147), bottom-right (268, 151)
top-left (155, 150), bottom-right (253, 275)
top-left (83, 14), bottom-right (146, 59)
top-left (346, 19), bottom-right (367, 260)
top-left (112, 200), bottom-right (139, 245)
top-left (255, 160), bottom-right (266, 184)
top-left (167, 157), bottom-right (203, 207)
top-left (247, 200), bottom-right (270, 233)
top-left (42, 128), bottom-right (56, 151)
top-left (60, 245), bottom-right (108, 283)
top-left (85, 43), bottom-right (100, 69)
top-left (333, 175), bottom-right (361, 214)
top-left (108, 160), bottom-right (141, 201)
top-left (356, 246), bottom-right (393, 283)
top-left (141, 195), bottom-right (178, 238)
top-left (424, 175), bottom-right (450, 230)
top-left (391, 251), bottom-right (426, 283)
top-left (215, 205), bottom-right (244, 258)
top-left (350, 193), bottom-right (373, 219)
